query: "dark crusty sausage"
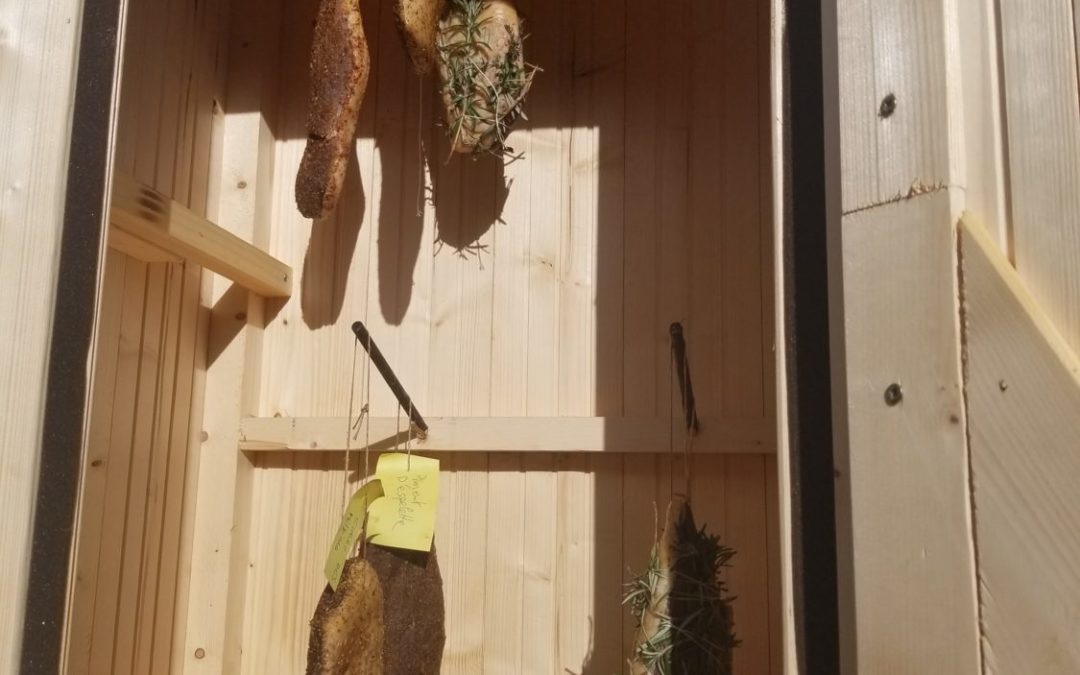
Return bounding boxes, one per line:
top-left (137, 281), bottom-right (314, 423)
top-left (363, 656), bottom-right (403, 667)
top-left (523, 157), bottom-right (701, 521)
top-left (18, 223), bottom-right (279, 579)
top-left (295, 0), bottom-right (370, 219)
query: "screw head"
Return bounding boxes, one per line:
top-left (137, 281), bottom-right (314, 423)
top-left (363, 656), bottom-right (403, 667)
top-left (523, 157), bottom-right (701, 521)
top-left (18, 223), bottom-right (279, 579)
top-left (884, 383), bottom-right (903, 406)
top-left (879, 93), bottom-right (897, 118)
top-left (194, 648), bottom-right (206, 660)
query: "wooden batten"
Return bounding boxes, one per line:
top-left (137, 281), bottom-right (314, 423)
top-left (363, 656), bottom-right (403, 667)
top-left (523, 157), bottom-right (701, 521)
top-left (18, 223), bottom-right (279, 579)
top-left (239, 415), bottom-right (776, 454)
top-left (959, 215), bottom-right (1080, 673)
top-left (109, 171), bottom-right (292, 297)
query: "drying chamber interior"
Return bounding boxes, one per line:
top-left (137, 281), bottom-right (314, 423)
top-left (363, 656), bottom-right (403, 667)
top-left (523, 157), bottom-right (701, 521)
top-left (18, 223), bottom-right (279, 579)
top-left (68, 0), bottom-right (780, 672)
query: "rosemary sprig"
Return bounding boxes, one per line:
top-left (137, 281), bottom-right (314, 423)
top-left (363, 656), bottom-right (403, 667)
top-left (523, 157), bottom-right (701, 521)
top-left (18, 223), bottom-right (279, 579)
top-left (436, 0), bottom-right (538, 159)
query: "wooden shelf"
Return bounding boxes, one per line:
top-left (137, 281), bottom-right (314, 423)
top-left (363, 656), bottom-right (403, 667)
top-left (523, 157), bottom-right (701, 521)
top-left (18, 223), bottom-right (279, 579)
top-left (108, 172), bottom-right (292, 297)
top-left (239, 416), bottom-right (776, 454)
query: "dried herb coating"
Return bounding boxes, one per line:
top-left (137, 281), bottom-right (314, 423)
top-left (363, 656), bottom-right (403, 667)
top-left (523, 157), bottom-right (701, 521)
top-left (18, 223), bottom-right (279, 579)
top-left (307, 557), bottom-right (385, 675)
top-left (626, 500), bottom-right (738, 675)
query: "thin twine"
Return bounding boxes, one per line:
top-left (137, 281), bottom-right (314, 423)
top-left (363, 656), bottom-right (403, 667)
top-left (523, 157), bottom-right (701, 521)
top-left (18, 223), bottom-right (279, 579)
top-left (417, 74), bottom-right (425, 218)
top-left (406, 400), bottom-right (414, 470)
top-left (359, 330), bottom-right (374, 557)
top-left (363, 331), bottom-right (373, 484)
top-left (681, 340), bottom-right (693, 501)
top-left (343, 339), bottom-right (359, 512)
top-left (669, 344), bottom-right (676, 501)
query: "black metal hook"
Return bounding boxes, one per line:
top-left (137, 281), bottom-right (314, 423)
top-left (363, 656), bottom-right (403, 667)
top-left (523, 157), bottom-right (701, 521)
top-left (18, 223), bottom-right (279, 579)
top-left (351, 320), bottom-right (429, 435)
top-left (670, 322), bottom-right (699, 435)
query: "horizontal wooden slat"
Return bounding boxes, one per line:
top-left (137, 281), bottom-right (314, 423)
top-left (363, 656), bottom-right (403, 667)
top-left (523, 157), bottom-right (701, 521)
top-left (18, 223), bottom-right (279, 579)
top-left (109, 171), bottom-right (292, 297)
top-left (239, 416), bottom-right (775, 454)
top-left (108, 226), bottom-right (182, 263)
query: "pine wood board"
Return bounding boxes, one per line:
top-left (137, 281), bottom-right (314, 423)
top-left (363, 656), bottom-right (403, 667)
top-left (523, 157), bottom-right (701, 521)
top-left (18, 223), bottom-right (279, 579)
top-left (960, 216), bottom-right (1080, 674)
top-left (239, 415), bottom-right (774, 454)
top-left (834, 191), bottom-right (980, 673)
top-left (67, 0), bottom-right (227, 671)
top-left (0, 1), bottom-right (85, 668)
top-left (836, 0), bottom-right (963, 214)
top-left (176, 0), bottom-right (266, 670)
top-left (66, 250), bottom-right (128, 675)
top-left (110, 172), bottom-right (292, 297)
top-left (998, 0), bottom-right (1080, 352)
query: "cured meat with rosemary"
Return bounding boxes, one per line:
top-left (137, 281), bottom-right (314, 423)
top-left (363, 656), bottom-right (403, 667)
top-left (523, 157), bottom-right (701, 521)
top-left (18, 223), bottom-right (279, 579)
top-left (626, 500), bottom-right (738, 675)
top-left (295, 0), bottom-right (371, 218)
top-left (436, 0), bottom-right (537, 156)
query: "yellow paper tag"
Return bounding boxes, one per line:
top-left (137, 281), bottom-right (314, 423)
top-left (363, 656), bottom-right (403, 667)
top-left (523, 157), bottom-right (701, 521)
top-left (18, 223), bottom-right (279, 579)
top-left (324, 480), bottom-right (384, 590)
top-left (366, 453), bottom-right (439, 552)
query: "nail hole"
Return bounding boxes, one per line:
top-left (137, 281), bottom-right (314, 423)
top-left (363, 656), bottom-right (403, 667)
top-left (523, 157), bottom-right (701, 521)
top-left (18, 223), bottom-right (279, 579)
top-left (884, 383), bottom-right (903, 406)
top-left (998, 379), bottom-right (1008, 392)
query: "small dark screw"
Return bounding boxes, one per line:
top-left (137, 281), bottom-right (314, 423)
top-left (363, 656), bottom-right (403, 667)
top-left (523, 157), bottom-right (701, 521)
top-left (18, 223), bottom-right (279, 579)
top-left (998, 379), bottom-right (1008, 392)
top-left (237, 180), bottom-right (247, 189)
top-left (884, 383), bottom-right (903, 406)
top-left (194, 648), bottom-right (206, 660)
top-left (879, 93), bottom-right (897, 118)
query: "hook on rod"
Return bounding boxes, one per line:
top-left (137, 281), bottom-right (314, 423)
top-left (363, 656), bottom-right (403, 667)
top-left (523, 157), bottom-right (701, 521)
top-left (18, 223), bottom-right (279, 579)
top-left (352, 320), bottom-right (429, 435)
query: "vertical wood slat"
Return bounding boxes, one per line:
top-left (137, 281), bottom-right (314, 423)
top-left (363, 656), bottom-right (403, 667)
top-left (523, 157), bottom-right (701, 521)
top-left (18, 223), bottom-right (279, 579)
top-left (66, 251), bottom-right (127, 675)
top-left (178, 0), bottom-right (264, 667)
top-left (112, 264), bottom-right (168, 673)
top-left (833, 0), bottom-right (985, 671)
top-left (86, 259), bottom-right (149, 675)
top-left (835, 192), bottom-right (980, 673)
top-left (836, 0), bottom-right (963, 215)
top-left (998, 0), bottom-right (1080, 351)
top-left (726, 455), bottom-right (770, 674)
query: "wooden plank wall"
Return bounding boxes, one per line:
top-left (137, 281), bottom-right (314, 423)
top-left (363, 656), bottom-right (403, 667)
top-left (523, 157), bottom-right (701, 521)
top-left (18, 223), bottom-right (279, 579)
top-left (833, 0), bottom-right (1080, 672)
top-left (228, 0), bottom-right (779, 673)
top-left (64, 0), bottom-right (228, 671)
top-left (0, 0), bottom-right (85, 670)
top-left (960, 1), bottom-right (1080, 673)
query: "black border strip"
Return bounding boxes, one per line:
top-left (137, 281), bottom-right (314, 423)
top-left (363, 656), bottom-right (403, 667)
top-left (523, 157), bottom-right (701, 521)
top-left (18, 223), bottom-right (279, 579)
top-left (20, 0), bottom-right (123, 672)
top-left (782, 1), bottom-right (842, 672)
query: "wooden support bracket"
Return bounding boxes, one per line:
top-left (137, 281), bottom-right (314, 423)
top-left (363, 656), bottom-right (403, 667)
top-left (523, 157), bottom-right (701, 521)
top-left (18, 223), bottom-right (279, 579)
top-left (239, 416), bottom-right (776, 454)
top-left (108, 172), bottom-right (292, 297)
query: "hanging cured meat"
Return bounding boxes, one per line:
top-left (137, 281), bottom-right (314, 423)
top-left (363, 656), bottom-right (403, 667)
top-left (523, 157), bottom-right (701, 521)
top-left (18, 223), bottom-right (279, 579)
top-left (436, 0), bottom-right (537, 156)
top-left (395, 0), bottom-right (446, 74)
top-left (307, 557), bottom-right (385, 675)
top-left (295, 0), bottom-right (371, 219)
top-left (626, 499), bottom-right (738, 675)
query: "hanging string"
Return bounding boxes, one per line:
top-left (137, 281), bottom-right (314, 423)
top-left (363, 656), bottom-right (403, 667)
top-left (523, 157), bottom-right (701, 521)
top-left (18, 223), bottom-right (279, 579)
top-left (680, 337), bottom-right (694, 501)
top-left (669, 341), bottom-right (676, 502)
top-left (343, 339), bottom-right (359, 512)
top-left (363, 330), bottom-right (373, 483)
top-left (417, 74), bottom-right (425, 218)
top-left (406, 400), bottom-right (414, 471)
